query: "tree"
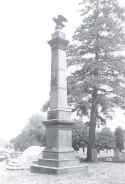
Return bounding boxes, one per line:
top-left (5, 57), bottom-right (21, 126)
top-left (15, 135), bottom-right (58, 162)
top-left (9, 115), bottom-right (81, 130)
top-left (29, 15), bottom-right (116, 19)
top-left (42, 101), bottom-right (49, 112)
top-left (11, 114), bottom-right (46, 151)
top-left (72, 122), bottom-right (89, 151)
top-left (114, 126), bottom-right (124, 152)
top-left (67, 0), bottom-right (125, 161)
top-left (96, 127), bottom-right (115, 151)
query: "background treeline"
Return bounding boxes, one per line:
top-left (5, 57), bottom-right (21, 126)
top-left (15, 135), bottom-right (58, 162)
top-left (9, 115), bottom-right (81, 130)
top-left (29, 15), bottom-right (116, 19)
top-left (11, 113), bottom-right (124, 153)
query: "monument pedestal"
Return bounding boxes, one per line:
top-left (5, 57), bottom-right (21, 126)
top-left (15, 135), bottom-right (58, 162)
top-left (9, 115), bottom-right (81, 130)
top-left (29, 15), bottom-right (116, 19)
top-left (31, 119), bottom-right (83, 174)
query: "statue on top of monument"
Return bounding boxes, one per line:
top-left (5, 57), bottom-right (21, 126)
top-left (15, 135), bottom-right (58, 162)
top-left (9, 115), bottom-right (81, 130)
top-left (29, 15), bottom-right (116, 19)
top-left (53, 15), bottom-right (68, 31)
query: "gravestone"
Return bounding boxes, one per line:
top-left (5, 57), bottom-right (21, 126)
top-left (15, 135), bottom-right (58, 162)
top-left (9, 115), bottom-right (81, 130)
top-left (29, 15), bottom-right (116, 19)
top-left (6, 146), bottom-right (44, 170)
top-left (31, 15), bottom-right (84, 174)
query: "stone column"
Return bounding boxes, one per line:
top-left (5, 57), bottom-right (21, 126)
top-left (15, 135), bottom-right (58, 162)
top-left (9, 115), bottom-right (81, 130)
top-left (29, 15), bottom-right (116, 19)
top-left (31, 19), bottom-right (83, 175)
top-left (47, 31), bottom-right (70, 120)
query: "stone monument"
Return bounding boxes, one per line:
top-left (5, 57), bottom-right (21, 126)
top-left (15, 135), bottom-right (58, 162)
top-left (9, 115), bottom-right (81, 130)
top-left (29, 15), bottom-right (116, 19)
top-left (31, 15), bottom-right (83, 174)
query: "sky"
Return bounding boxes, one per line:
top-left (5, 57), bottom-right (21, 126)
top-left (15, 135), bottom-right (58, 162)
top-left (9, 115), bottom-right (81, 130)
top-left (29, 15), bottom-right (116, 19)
top-left (0, 0), bottom-right (125, 141)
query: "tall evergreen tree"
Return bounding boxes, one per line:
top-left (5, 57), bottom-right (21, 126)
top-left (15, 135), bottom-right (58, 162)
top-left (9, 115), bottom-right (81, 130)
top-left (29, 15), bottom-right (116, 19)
top-left (67, 0), bottom-right (125, 161)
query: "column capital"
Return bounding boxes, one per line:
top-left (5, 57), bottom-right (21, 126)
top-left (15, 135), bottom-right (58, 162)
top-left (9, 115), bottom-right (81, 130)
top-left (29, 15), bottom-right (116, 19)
top-left (48, 31), bottom-right (69, 50)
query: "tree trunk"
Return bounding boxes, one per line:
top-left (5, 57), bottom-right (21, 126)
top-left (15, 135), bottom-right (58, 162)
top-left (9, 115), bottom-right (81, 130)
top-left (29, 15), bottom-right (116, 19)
top-left (87, 89), bottom-right (97, 161)
top-left (87, 0), bottom-right (99, 161)
top-left (87, 126), bottom-right (96, 161)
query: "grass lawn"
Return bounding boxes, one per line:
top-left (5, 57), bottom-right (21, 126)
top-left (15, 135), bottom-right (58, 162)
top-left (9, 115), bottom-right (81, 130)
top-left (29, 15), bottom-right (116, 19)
top-left (0, 161), bottom-right (125, 184)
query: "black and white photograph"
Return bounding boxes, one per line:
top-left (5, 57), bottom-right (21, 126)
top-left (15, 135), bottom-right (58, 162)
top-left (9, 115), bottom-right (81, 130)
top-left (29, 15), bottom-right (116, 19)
top-left (0, 0), bottom-right (125, 183)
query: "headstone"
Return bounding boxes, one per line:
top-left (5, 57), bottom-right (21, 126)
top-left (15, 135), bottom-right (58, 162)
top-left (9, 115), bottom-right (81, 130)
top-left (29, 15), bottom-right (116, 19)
top-left (6, 146), bottom-right (44, 170)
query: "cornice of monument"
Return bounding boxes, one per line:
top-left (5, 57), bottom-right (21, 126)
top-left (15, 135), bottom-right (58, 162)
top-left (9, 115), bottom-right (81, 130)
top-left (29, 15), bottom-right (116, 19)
top-left (43, 119), bottom-right (77, 126)
top-left (48, 31), bottom-right (69, 50)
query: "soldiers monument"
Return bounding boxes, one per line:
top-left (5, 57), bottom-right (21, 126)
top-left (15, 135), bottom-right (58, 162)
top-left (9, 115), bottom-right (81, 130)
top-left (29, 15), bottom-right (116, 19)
top-left (31, 15), bottom-right (83, 174)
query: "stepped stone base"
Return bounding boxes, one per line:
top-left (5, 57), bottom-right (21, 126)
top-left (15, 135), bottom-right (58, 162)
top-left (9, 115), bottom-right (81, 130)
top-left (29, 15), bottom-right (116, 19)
top-left (31, 164), bottom-right (85, 175)
top-left (30, 119), bottom-right (83, 175)
top-left (31, 149), bottom-right (84, 174)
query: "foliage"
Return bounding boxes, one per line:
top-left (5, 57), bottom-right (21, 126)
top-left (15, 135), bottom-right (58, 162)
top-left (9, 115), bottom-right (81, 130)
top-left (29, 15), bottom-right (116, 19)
top-left (72, 122), bottom-right (89, 151)
top-left (72, 124), bottom-right (115, 153)
top-left (11, 114), bottom-right (46, 151)
top-left (114, 126), bottom-right (124, 151)
top-left (96, 127), bottom-right (115, 151)
top-left (42, 101), bottom-right (49, 112)
top-left (67, 0), bottom-right (125, 161)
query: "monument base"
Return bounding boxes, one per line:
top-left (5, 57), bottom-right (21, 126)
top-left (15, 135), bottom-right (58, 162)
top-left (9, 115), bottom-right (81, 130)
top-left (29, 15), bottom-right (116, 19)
top-left (30, 119), bottom-right (84, 174)
top-left (31, 163), bottom-right (85, 175)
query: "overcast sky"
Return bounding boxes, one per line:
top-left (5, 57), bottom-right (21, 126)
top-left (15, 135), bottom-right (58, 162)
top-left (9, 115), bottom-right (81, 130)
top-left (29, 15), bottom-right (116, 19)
top-left (0, 0), bottom-right (125, 141)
